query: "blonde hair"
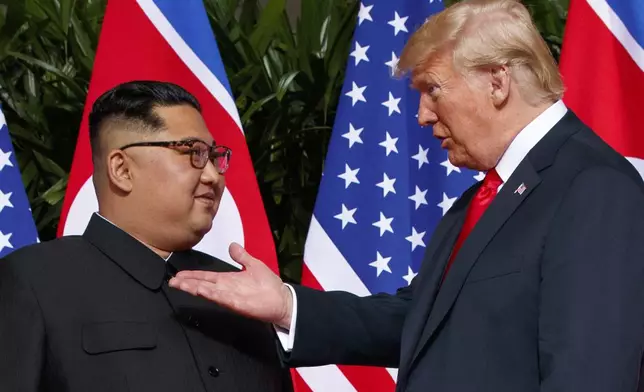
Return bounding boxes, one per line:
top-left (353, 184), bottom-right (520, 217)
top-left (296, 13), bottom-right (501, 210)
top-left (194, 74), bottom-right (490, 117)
top-left (397, 0), bottom-right (563, 105)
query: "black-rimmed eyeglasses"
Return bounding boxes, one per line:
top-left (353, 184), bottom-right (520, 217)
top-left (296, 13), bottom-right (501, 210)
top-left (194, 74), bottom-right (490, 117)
top-left (119, 139), bottom-right (232, 174)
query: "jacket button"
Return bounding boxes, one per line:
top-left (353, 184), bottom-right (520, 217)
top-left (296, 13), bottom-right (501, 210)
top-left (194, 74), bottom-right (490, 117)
top-left (187, 315), bottom-right (200, 328)
top-left (208, 366), bottom-right (219, 377)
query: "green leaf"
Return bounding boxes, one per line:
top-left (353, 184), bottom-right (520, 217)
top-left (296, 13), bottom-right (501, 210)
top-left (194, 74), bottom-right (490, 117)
top-left (249, 0), bottom-right (286, 55)
top-left (33, 149), bottom-right (66, 177)
top-left (276, 70), bottom-right (300, 101)
top-left (39, 177), bottom-right (68, 205)
top-left (20, 159), bottom-right (40, 189)
top-left (8, 122), bottom-right (50, 151)
top-left (59, 0), bottom-right (76, 35)
top-left (238, 0), bottom-right (259, 34)
top-left (31, 0), bottom-right (65, 40)
top-left (0, 0), bottom-right (27, 38)
top-left (70, 12), bottom-right (96, 63)
top-left (8, 50), bottom-right (72, 79)
top-left (35, 201), bottom-right (62, 231)
top-left (241, 93), bottom-right (276, 124)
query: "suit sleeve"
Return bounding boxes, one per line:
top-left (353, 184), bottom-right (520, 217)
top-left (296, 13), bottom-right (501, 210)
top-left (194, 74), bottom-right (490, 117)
top-left (539, 167), bottom-right (644, 391)
top-left (0, 258), bottom-right (46, 391)
top-left (280, 282), bottom-right (414, 368)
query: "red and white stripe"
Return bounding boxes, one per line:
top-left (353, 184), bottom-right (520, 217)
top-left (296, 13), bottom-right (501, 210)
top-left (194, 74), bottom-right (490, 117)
top-left (299, 216), bottom-right (398, 391)
top-left (136, 0), bottom-right (243, 131)
top-left (59, 0), bottom-right (277, 273)
top-left (584, 0), bottom-right (644, 71)
top-left (560, 0), bottom-right (644, 178)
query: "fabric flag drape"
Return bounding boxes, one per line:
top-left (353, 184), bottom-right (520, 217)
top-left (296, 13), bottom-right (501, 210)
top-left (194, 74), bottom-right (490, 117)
top-left (57, 0), bottom-right (278, 274)
top-left (296, 1), bottom-right (481, 391)
top-left (0, 107), bottom-right (39, 258)
top-left (559, 0), bottom-right (644, 177)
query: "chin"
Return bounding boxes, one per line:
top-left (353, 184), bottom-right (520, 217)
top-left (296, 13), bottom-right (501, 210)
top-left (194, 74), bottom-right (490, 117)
top-left (447, 152), bottom-right (465, 168)
top-left (448, 150), bottom-right (482, 171)
top-left (194, 216), bottom-right (214, 235)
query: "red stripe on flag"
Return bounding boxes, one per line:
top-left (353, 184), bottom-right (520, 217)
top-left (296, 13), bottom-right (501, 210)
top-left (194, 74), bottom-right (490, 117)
top-left (560, 0), bottom-right (644, 159)
top-left (58, 0), bottom-right (278, 272)
top-left (291, 369), bottom-right (314, 392)
top-left (301, 264), bottom-right (397, 391)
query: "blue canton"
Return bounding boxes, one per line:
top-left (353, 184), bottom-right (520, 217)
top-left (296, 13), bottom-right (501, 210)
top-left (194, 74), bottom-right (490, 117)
top-left (0, 108), bottom-right (39, 258)
top-left (313, 0), bottom-right (482, 294)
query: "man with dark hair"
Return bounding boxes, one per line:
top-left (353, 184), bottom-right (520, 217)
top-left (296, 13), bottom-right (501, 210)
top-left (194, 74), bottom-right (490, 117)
top-left (0, 80), bottom-right (292, 392)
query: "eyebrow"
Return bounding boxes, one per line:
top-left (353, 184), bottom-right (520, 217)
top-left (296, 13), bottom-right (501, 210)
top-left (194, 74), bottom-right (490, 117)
top-left (179, 137), bottom-right (214, 145)
top-left (411, 77), bottom-right (431, 90)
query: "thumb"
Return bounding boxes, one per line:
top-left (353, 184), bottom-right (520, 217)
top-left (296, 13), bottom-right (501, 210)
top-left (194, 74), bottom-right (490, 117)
top-left (229, 242), bottom-right (257, 270)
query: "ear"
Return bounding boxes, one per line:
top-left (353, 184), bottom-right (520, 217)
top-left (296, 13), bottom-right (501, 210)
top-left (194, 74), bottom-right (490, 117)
top-left (489, 64), bottom-right (511, 107)
top-left (106, 150), bottom-right (134, 194)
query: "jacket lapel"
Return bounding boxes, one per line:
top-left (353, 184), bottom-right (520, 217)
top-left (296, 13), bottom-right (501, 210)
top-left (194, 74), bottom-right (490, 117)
top-left (402, 111), bottom-right (584, 378)
top-left (396, 186), bottom-right (475, 387)
top-left (408, 159), bottom-right (541, 370)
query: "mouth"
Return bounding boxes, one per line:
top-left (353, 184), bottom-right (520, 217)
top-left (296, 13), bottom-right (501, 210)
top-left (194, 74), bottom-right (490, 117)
top-left (433, 130), bottom-right (447, 148)
top-left (439, 138), bottom-right (450, 149)
top-left (195, 192), bottom-right (216, 208)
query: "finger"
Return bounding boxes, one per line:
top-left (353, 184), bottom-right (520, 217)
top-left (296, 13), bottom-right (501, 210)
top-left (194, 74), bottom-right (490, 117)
top-left (228, 242), bottom-right (259, 270)
top-left (169, 277), bottom-right (218, 297)
top-left (170, 278), bottom-right (233, 307)
top-left (168, 277), bottom-right (212, 296)
top-left (173, 270), bottom-right (221, 282)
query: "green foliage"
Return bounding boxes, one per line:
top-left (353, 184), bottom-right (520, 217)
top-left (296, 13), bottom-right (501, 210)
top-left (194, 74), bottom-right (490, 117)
top-left (0, 0), bottom-right (104, 239)
top-left (523, 0), bottom-right (569, 61)
top-left (0, 0), bottom-right (568, 280)
top-left (204, 0), bottom-right (358, 280)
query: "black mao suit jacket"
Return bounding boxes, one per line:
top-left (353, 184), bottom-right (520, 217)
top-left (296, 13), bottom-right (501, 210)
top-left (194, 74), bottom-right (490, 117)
top-left (0, 214), bottom-right (292, 392)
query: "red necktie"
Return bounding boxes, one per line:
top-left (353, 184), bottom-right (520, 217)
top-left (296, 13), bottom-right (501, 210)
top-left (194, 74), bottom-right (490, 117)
top-left (443, 169), bottom-right (503, 279)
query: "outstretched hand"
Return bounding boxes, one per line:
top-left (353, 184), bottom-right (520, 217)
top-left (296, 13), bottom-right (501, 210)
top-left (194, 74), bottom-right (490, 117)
top-left (168, 243), bottom-right (293, 329)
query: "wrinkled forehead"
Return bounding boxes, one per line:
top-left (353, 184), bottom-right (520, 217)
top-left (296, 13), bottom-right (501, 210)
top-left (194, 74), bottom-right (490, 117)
top-left (409, 54), bottom-right (455, 88)
top-left (155, 105), bottom-right (214, 144)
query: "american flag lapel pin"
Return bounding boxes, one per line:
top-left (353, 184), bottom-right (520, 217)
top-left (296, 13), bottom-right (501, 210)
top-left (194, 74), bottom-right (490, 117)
top-left (514, 183), bottom-right (527, 195)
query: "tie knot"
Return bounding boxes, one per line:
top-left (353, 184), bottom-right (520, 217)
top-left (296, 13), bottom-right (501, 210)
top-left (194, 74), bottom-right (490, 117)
top-left (483, 169), bottom-right (503, 189)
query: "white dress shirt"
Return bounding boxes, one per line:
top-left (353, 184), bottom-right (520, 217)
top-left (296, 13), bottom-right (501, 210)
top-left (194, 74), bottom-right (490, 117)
top-left (277, 100), bottom-right (569, 352)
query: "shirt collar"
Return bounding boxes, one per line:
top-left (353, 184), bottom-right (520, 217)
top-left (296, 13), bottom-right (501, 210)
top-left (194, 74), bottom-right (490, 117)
top-left (495, 100), bottom-right (568, 183)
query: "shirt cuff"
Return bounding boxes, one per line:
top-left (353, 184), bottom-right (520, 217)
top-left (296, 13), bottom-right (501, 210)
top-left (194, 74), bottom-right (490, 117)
top-left (274, 283), bottom-right (298, 352)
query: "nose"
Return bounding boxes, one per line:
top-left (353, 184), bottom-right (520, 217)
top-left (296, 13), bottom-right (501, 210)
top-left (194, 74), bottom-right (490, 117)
top-left (201, 159), bottom-right (223, 188)
top-left (417, 94), bottom-right (438, 127)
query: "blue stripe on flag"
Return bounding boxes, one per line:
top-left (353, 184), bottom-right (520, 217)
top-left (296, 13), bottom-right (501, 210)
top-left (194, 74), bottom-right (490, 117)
top-left (606, 0), bottom-right (644, 50)
top-left (152, 0), bottom-right (234, 96)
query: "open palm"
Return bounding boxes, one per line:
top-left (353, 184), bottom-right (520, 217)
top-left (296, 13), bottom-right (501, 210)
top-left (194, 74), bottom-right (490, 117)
top-left (168, 243), bottom-right (293, 329)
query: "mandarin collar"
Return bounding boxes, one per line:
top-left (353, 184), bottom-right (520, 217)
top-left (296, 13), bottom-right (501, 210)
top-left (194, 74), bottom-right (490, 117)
top-left (82, 213), bottom-right (168, 290)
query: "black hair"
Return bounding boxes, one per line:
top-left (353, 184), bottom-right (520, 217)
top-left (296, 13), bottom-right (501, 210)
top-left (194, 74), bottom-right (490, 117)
top-left (88, 80), bottom-right (201, 157)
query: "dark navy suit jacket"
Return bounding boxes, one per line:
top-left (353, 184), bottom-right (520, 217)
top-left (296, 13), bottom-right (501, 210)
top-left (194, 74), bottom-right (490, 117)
top-left (284, 111), bottom-right (644, 392)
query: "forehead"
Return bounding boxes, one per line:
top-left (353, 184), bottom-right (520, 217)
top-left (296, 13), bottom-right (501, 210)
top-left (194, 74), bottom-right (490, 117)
top-left (410, 53), bottom-right (457, 86)
top-left (154, 105), bottom-right (213, 143)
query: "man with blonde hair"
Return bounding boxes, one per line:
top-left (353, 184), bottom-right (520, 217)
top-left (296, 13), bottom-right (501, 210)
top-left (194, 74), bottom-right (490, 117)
top-left (168, 0), bottom-right (644, 391)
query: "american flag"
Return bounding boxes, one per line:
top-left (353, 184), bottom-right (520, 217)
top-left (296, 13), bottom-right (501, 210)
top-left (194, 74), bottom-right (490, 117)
top-left (0, 107), bottom-right (39, 258)
top-left (296, 1), bottom-right (483, 390)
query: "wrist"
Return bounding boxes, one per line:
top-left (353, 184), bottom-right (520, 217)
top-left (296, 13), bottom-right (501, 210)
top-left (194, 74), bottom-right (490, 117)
top-left (277, 284), bottom-right (293, 329)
